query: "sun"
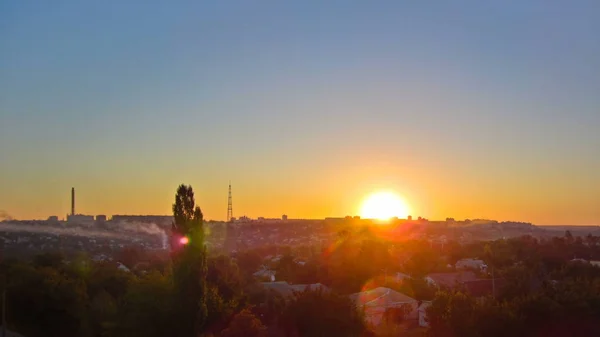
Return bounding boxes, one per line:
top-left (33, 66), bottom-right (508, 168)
top-left (360, 191), bottom-right (410, 221)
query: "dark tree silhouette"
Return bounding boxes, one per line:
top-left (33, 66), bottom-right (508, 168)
top-left (280, 289), bottom-right (368, 337)
top-left (221, 309), bottom-right (267, 337)
top-left (172, 184), bottom-right (204, 239)
top-left (171, 184), bottom-right (208, 337)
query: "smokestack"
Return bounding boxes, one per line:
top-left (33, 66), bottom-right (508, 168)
top-left (71, 187), bottom-right (75, 216)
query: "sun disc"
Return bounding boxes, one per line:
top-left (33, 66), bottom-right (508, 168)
top-left (360, 191), bottom-right (410, 221)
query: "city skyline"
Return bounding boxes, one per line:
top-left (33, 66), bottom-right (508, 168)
top-left (1, 184), bottom-right (597, 226)
top-left (1, 1), bottom-right (599, 225)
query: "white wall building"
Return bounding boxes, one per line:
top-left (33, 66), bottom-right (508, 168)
top-left (455, 258), bottom-right (487, 272)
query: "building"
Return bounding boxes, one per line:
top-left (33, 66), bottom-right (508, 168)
top-left (425, 271), bottom-right (477, 288)
top-left (395, 272), bottom-right (411, 283)
top-left (67, 214), bottom-right (95, 225)
top-left (253, 268), bottom-right (276, 282)
top-left (349, 287), bottom-right (418, 327)
top-left (260, 281), bottom-right (329, 298)
top-left (47, 216), bottom-right (59, 222)
top-left (455, 258), bottom-right (488, 272)
top-left (96, 215), bottom-right (107, 223)
top-left (111, 215), bottom-right (173, 227)
top-left (418, 301), bottom-right (432, 327)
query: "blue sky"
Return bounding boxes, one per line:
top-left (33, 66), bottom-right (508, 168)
top-left (1, 1), bottom-right (599, 224)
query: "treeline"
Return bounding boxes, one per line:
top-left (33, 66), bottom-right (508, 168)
top-left (0, 251), bottom-right (369, 337)
top-left (428, 275), bottom-right (600, 337)
top-left (428, 232), bottom-right (600, 337)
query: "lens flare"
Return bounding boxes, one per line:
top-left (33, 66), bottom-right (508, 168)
top-left (179, 236), bottom-right (189, 245)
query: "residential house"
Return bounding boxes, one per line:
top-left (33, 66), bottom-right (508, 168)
top-left (260, 281), bottom-right (329, 298)
top-left (349, 287), bottom-right (418, 327)
top-left (253, 268), bottom-right (276, 282)
top-left (425, 271), bottom-right (477, 288)
top-left (418, 301), bottom-right (432, 327)
top-left (396, 272), bottom-right (411, 283)
top-left (455, 258), bottom-right (488, 272)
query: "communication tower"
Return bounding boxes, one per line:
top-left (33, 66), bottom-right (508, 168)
top-left (227, 182), bottom-right (233, 222)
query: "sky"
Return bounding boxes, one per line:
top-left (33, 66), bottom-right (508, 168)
top-left (1, 1), bottom-right (599, 225)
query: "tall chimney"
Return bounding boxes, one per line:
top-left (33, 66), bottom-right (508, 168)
top-left (71, 187), bottom-right (75, 216)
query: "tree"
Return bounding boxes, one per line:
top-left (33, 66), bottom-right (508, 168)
top-left (204, 255), bottom-right (246, 333)
top-left (280, 289), bottom-right (367, 337)
top-left (395, 277), bottom-right (437, 301)
top-left (427, 291), bottom-right (480, 337)
top-left (171, 184), bottom-right (209, 337)
top-left (220, 309), bottom-right (267, 337)
top-left (89, 290), bottom-right (118, 336)
top-left (565, 230), bottom-right (574, 244)
top-left (87, 262), bottom-right (133, 300)
top-left (236, 250), bottom-right (263, 278)
top-left (32, 252), bottom-right (65, 269)
top-left (172, 184), bottom-right (204, 237)
top-left (275, 254), bottom-right (298, 283)
top-left (5, 264), bottom-right (89, 337)
top-left (116, 271), bottom-right (175, 337)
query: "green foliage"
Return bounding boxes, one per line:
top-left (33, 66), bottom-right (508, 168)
top-left (275, 254), bottom-right (297, 282)
top-left (4, 262), bottom-right (89, 337)
top-left (280, 289), bottom-right (368, 337)
top-left (403, 245), bottom-right (441, 278)
top-left (89, 290), bottom-right (118, 337)
top-left (87, 262), bottom-right (134, 300)
top-left (171, 184), bottom-right (209, 337)
top-left (427, 279), bottom-right (600, 337)
top-left (220, 309), bottom-right (267, 337)
top-left (172, 184), bottom-right (204, 237)
top-left (115, 271), bottom-right (174, 337)
top-left (32, 251), bottom-right (65, 269)
top-left (395, 277), bottom-right (437, 301)
top-left (236, 250), bottom-right (263, 278)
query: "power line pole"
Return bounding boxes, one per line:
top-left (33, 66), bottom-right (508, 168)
top-left (227, 182), bottom-right (233, 222)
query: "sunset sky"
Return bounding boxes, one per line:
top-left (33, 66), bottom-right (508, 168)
top-left (1, 1), bottom-right (599, 224)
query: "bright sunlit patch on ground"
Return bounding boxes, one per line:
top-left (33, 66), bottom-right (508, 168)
top-left (360, 191), bottom-right (410, 221)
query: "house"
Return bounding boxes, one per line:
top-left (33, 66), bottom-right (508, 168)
top-left (116, 262), bottom-right (131, 273)
top-left (455, 258), bottom-right (487, 272)
top-left (349, 287), bottom-right (418, 327)
top-left (253, 268), bottom-right (276, 282)
top-left (260, 281), bottom-right (329, 298)
top-left (418, 301), bottom-right (432, 327)
top-left (425, 271), bottom-right (477, 288)
top-left (396, 272), bottom-right (411, 283)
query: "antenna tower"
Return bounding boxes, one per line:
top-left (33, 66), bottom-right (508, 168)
top-left (227, 182), bottom-right (233, 222)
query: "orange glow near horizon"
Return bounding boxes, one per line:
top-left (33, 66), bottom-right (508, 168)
top-left (359, 191), bottom-right (410, 221)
